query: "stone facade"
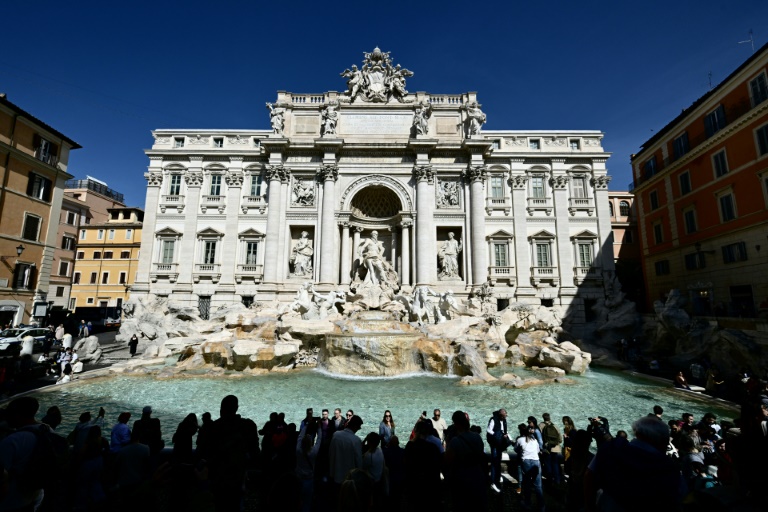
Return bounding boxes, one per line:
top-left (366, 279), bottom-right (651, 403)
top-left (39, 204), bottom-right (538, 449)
top-left (132, 49), bottom-right (614, 327)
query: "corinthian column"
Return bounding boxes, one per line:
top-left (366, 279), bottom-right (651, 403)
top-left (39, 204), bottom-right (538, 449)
top-left (339, 221), bottom-right (351, 284)
top-left (465, 164), bottom-right (488, 286)
top-left (134, 162), bottom-right (163, 292)
top-left (318, 164), bottom-right (339, 284)
top-left (400, 219), bottom-right (411, 286)
top-left (177, 162), bottom-right (203, 285)
top-left (414, 165), bottom-right (436, 285)
top-left (263, 164), bottom-right (288, 284)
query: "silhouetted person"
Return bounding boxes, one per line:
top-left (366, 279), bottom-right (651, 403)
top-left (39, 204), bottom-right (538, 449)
top-left (444, 410), bottom-right (487, 511)
top-left (132, 405), bottom-right (164, 455)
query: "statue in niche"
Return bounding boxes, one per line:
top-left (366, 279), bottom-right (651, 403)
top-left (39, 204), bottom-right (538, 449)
top-left (358, 230), bottom-right (388, 286)
top-left (321, 104), bottom-right (338, 136)
top-left (266, 102), bottom-right (286, 135)
top-left (291, 231), bottom-right (314, 277)
top-left (463, 101), bottom-right (486, 136)
top-left (438, 232), bottom-right (463, 279)
top-left (412, 102), bottom-right (431, 136)
top-left (292, 179), bottom-right (315, 206)
top-left (437, 180), bottom-right (459, 208)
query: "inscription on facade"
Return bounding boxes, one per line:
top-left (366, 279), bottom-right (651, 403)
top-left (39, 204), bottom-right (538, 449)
top-left (340, 114), bottom-right (412, 135)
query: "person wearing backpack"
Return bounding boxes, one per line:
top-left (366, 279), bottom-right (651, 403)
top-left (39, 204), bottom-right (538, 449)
top-left (539, 412), bottom-right (563, 485)
top-left (0, 396), bottom-right (61, 511)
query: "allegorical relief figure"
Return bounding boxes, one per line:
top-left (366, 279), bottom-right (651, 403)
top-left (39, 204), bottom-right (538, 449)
top-left (266, 102), bottom-right (286, 135)
top-left (438, 232), bottom-right (463, 279)
top-left (437, 180), bottom-right (459, 208)
top-left (292, 179), bottom-right (315, 206)
top-left (321, 103), bottom-right (338, 136)
top-left (463, 101), bottom-right (486, 136)
top-left (412, 101), bottom-right (430, 136)
top-left (291, 231), bottom-right (314, 277)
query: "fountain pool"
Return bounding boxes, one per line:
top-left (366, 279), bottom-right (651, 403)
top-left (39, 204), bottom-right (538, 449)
top-left (31, 368), bottom-right (735, 447)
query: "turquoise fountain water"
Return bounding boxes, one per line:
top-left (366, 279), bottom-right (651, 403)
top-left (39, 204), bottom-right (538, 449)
top-left (32, 367), bottom-right (734, 447)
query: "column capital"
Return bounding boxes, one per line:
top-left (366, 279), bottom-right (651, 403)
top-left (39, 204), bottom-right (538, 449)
top-left (463, 164), bottom-right (487, 183)
top-left (400, 219), bottom-right (413, 229)
top-left (338, 220), bottom-right (350, 228)
top-left (550, 175), bottom-right (570, 189)
top-left (317, 163), bottom-right (339, 182)
top-left (144, 172), bottom-right (164, 187)
top-left (591, 175), bottom-right (612, 189)
top-left (508, 174), bottom-right (528, 189)
top-left (355, 226), bottom-right (364, 233)
top-left (225, 172), bottom-right (245, 187)
top-left (184, 171), bottom-right (204, 187)
top-left (413, 164), bottom-right (435, 183)
top-left (265, 164), bottom-right (290, 183)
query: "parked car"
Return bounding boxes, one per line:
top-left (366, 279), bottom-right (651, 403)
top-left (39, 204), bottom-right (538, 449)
top-left (0, 327), bottom-right (51, 354)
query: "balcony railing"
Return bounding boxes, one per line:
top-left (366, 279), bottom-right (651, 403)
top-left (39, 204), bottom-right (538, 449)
top-left (488, 266), bottom-right (516, 285)
top-left (159, 195), bottom-right (185, 213)
top-left (526, 197), bottom-right (553, 215)
top-left (568, 197), bottom-right (595, 216)
top-left (241, 195), bottom-right (267, 214)
top-left (531, 266), bottom-right (559, 287)
top-left (573, 266), bottom-right (603, 285)
top-left (64, 179), bottom-right (124, 202)
top-left (34, 148), bottom-right (59, 167)
top-left (150, 263), bottom-right (178, 283)
top-left (235, 264), bottom-right (264, 283)
top-left (201, 196), bottom-right (225, 213)
top-left (485, 197), bottom-right (511, 215)
top-left (193, 263), bottom-right (221, 283)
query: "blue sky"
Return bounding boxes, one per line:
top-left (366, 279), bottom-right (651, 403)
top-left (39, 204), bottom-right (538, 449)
top-left (2, 0), bottom-right (765, 207)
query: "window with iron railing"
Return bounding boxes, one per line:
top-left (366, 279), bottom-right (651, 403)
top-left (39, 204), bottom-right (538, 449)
top-left (705, 105), bottom-right (726, 137)
top-left (673, 132), bottom-right (689, 160)
top-left (750, 73), bottom-right (768, 107)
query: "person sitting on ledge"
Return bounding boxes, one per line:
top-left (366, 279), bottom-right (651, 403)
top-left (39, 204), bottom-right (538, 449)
top-left (674, 371), bottom-right (692, 390)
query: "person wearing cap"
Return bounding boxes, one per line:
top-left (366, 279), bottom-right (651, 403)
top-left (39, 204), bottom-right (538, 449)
top-left (132, 405), bottom-right (164, 455)
top-left (329, 414), bottom-right (363, 486)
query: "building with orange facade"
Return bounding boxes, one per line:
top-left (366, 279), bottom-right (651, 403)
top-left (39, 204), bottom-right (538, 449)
top-left (608, 191), bottom-right (643, 307)
top-left (631, 43), bottom-right (768, 317)
top-left (0, 93), bottom-right (80, 327)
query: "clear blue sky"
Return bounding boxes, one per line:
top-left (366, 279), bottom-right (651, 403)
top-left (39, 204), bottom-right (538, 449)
top-left (2, 0), bottom-right (765, 207)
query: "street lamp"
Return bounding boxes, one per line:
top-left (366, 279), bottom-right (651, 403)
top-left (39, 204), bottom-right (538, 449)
top-left (16, 244), bottom-right (24, 256)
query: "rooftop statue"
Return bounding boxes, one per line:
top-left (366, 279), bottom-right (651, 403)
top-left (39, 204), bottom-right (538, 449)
top-left (340, 47), bottom-right (414, 103)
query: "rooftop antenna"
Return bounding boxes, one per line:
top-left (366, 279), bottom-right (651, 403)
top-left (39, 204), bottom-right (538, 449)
top-left (738, 29), bottom-right (755, 53)
top-left (708, 71), bottom-right (713, 90)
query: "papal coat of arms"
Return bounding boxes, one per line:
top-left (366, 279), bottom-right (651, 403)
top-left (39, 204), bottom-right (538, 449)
top-left (340, 47), bottom-right (414, 103)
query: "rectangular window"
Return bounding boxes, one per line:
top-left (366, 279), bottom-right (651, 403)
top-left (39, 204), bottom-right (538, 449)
top-left (27, 173), bottom-right (52, 202)
top-left (535, 243), bottom-right (551, 267)
top-left (572, 177), bottom-right (587, 198)
top-left (757, 124), bottom-right (768, 156)
top-left (722, 242), bottom-right (748, 263)
top-left (214, 137), bottom-right (224, 148)
top-left (245, 242), bottom-right (258, 265)
top-left (250, 174), bottom-right (263, 197)
top-left (531, 176), bottom-right (545, 198)
top-left (649, 190), bottom-right (659, 210)
top-left (119, 272), bottom-right (127, 284)
top-left (120, 251), bottom-right (130, 259)
top-left (570, 139), bottom-right (580, 150)
top-left (76, 251), bottom-right (84, 260)
top-left (161, 240), bottom-right (175, 264)
top-left (203, 241), bottom-right (217, 264)
top-left (490, 176), bottom-right (504, 198)
top-left (86, 298), bottom-right (94, 305)
top-left (58, 261), bottom-right (69, 276)
top-left (719, 193), bottom-right (736, 221)
top-left (713, 150), bottom-right (729, 177)
top-left (73, 272), bottom-right (81, 284)
top-left (22, 214), bottom-right (41, 241)
top-left (69, 298), bottom-right (76, 310)
top-left (89, 272), bottom-right (97, 284)
top-left (673, 132), bottom-right (690, 160)
top-left (577, 243), bottom-right (593, 267)
top-left (93, 251), bottom-right (101, 259)
top-left (55, 286), bottom-right (64, 297)
top-left (80, 229), bottom-right (86, 240)
top-left (685, 252), bottom-right (706, 270)
top-left (97, 229), bottom-right (104, 240)
top-left (210, 175), bottom-right (222, 196)
top-left (679, 172), bottom-right (691, 195)
top-left (108, 229), bottom-right (115, 240)
top-left (101, 272), bottom-right (109, 284)
top-left (653, 223), bottom-right (663, 244)
top-left (62, 237), bottom-right (75, 251)
top-left (103, 251), bottom-right (113, 259)
top-left (169, 174), bottom-right (182, 195)
top-left (643, 156), bottom-right (658, 178)
top-left (683, 209), bottom-right (697, 234)
top-left (65, 211), bottom-right (77, 225)
top-left (750, 73), bottom-right (768, 106)
top-left (705, 105), bottom-right (726, 137)
top-left (654, 260), bottom-right (670, 275)
top-left (126, 229), bottom-right (132, 240)
top-left (493, 244), bottom-right (508, 267)
top-left (529, 139), bottom-right (541, 150)
top-left (12, 263), bottom-right (35, 289)
top-left (174, 137), bottom-right (184, 148)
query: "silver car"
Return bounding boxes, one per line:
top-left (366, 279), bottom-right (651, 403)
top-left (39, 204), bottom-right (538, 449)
top-left (0, 327), bottom-right (50, 354)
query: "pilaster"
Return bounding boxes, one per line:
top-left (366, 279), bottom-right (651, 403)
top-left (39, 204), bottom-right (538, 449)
top-left (413, 164), bottom-right (437, 285)
top-left (509, 158), bottom-right (535, 297)
top-left (220, 159), bottom-right (244, 289)
top-left (318, 164), bottom-right (339, 284)
top-left (464, 164), bottom-right (488, 286)
top-left (551, 158), bottom-right (575, 295)
top-left (177, 157), bottom-right (203, 285)
top-left (134, 156), bottom-right (164, 292)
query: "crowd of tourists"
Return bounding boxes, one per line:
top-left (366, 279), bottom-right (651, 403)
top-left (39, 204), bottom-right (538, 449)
top-left (1, 383), bottom-right (767, 512)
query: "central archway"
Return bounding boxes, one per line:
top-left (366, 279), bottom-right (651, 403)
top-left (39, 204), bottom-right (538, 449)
top-left (350, 185), bottom-right (402, 218)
